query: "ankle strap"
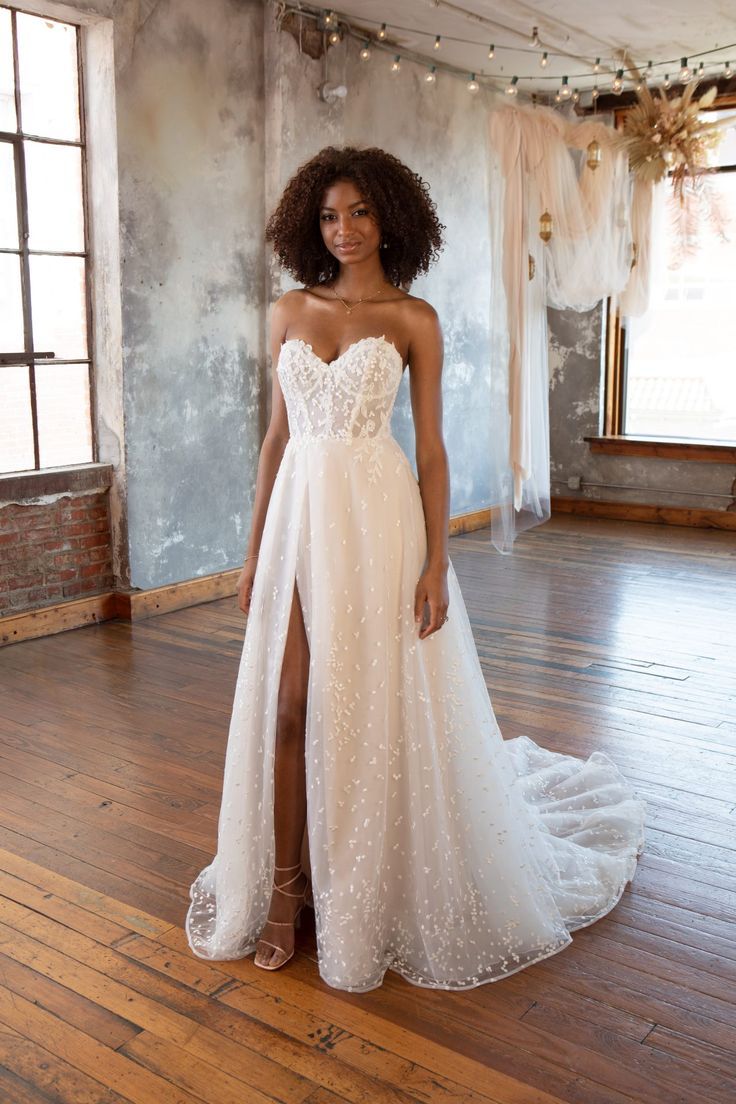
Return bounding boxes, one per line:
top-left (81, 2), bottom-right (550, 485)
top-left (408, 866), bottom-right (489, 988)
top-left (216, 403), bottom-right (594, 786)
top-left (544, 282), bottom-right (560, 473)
top-left (274, 862), bottom-right (301, 870)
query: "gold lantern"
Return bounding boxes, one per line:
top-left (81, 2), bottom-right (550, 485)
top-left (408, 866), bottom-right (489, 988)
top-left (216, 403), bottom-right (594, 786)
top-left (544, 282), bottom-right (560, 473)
top-left (539, 209), bottom-right (553, 243)
top-left (586, 138), bottom-right (602, 171)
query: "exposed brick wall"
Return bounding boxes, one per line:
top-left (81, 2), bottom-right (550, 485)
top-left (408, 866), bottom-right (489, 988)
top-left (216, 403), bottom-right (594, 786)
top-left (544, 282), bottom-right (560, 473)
top-left (0, 492), bottom-right (114, 616)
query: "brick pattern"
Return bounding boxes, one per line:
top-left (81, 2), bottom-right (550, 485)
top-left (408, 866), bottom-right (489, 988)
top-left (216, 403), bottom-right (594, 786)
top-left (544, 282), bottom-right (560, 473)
top-left (0, 492), bottom-right (114, 615)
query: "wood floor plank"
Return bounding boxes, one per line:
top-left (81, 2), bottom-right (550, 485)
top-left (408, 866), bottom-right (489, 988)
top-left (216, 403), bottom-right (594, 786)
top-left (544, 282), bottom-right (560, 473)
top-left (1, 515), bottom-right (734, 1103)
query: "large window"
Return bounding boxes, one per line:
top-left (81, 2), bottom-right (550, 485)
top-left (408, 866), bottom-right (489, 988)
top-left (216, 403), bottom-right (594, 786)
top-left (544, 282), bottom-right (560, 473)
top-left (0, 4), bottom-right (93, 474)
top-left (607, 99), bottom-right (736, 446)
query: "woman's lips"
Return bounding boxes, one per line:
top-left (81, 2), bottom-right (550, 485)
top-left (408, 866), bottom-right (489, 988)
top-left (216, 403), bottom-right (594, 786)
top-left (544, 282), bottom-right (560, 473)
top-left (336, 242), bottom-right (360, 252)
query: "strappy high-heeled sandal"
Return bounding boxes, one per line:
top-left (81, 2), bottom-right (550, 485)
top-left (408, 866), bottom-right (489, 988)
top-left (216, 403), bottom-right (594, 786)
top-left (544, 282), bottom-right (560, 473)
top-left (253, 862), bottom-right (309, 971)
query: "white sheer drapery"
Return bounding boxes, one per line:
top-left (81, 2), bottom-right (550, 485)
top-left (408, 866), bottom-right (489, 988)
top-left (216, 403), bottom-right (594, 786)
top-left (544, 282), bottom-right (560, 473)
top-left (487, 104), bottom-right (636, 554)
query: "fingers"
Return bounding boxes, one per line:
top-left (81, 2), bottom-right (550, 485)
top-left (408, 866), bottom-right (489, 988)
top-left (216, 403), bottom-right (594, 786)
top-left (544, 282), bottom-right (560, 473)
top-left (417, 599), bottom-right (449, 639)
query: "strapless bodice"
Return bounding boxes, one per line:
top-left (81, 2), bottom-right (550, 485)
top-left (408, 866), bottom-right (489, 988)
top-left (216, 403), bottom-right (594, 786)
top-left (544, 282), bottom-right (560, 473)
top-left (276, 335), bottom-right (404, 442)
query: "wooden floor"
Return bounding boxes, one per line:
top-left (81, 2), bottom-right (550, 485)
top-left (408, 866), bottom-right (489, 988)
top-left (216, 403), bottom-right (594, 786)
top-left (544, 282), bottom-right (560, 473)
top-left (0, 514), bottom-right (734, 1104)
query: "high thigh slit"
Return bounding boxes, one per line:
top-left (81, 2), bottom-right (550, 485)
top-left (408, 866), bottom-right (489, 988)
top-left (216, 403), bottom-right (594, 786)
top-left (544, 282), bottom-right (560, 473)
top-left (185, 335), bottom-right (646, 993)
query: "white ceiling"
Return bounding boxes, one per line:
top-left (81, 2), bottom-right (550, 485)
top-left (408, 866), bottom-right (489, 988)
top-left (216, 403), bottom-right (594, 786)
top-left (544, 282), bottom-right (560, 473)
top-left (314, 1), bottom-right (736, 94)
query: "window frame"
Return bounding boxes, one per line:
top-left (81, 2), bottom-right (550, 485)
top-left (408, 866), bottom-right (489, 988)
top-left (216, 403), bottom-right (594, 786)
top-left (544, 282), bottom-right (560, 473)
top-left (0, 2), bottom-right (96, 474)
top-left (591, 90), bottom-right (736, 460)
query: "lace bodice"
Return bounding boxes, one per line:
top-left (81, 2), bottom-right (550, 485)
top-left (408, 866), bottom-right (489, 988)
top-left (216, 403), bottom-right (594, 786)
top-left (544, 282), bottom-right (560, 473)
top-left (276, 335), bottom-right (404, 442)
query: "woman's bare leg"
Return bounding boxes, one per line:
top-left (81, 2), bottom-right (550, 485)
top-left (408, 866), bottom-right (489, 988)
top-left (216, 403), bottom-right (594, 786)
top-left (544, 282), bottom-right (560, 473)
top-left (254, 580), bottom-right (310, 967)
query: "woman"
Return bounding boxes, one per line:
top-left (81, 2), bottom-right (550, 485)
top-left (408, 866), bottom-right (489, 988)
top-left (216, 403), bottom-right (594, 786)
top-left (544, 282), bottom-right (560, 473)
top-left (186, 145), bottom-right (645, 992)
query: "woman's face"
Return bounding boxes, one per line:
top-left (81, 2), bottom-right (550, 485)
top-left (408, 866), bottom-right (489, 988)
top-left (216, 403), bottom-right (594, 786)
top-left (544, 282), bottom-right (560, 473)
top-left (318, 178), bottom-right (381, 265)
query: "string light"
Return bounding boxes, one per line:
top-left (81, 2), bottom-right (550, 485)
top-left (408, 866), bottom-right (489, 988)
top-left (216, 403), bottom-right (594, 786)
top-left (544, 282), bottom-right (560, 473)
top-left (505, 75), bottom-right (519, 96)
top-left (425, 65), bottom-right (437, 83)
top-left (282, 4), bottom-right (736, 101)
top-left (467, 72), bottom-right (480, 93)
top-left (554, 90), bottom-right (561, 103)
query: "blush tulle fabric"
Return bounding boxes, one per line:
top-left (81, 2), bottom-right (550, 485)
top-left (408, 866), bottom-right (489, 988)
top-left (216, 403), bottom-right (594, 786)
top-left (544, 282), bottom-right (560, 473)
top-left (185, 335), bottom-right (646, 992)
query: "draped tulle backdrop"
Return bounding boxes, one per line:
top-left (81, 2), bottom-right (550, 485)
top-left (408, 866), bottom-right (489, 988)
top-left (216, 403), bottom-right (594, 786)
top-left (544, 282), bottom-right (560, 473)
top-left (485, 102), bottom-right (658, 554)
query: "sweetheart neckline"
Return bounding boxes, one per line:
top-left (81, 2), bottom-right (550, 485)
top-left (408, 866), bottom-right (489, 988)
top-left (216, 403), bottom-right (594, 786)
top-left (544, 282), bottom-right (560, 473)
top-left (279, 334), bottom-right (404, 370)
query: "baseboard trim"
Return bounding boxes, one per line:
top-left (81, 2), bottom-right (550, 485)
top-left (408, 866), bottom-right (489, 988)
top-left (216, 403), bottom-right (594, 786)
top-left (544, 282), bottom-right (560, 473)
top-left (551, 496), bottom-right (736, 529)
top-left (4, 500), bottom-right (732, 646)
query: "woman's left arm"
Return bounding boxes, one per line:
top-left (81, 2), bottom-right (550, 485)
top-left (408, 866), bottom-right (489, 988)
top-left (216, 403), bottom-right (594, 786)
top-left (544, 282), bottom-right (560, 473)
top-left (407, 302), bottom-right (450, 639)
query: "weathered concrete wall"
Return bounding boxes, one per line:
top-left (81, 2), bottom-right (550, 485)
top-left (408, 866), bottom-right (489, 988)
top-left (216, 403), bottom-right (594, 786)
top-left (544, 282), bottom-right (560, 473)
top-left (548, 306), bottom-right (735, 509)
top-left (113, 0), bottom-right (265, 588)
top-left (264, 15), bottom-right (497, 517)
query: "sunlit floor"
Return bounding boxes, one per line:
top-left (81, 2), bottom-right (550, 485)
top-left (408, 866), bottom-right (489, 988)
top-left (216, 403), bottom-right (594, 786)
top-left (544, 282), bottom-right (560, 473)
top-left (0, 513), bottom-right (734, 1103)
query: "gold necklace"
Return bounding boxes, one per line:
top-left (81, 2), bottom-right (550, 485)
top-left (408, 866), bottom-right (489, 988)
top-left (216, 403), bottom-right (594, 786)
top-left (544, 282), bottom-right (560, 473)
top-left (331, 283), bottom-right (390, 315)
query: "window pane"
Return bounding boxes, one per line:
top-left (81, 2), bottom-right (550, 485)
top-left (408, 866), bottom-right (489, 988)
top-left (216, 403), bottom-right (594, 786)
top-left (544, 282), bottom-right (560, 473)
top-left (36, 363), bottom-right (92, 467)
top-left (29, 254), bottom-right (88, 359)
top-left (25, 139), bottom-right (84, 251)
top-left (0, 365), bottom-right (35, 473)
top-left (0, 253), bottom-right (25, 352)
top-left (0, 7), bottom-right (16, 132)
top-left (624, 173), bottom-right (736, 442)
top-left (0, 141), bottom-right (19, 248)
top-left (705, 110), bottom-right (736, 169)
top-left (17, 12), bottom-right (79, 142)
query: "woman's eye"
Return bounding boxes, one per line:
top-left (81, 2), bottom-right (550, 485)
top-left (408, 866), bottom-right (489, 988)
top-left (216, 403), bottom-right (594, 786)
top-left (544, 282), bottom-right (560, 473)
top-left (354, 208), bottom-right (369, 216)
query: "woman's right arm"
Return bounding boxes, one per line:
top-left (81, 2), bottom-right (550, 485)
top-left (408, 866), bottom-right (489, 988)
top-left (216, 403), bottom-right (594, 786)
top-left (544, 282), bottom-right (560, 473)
top-left (237, 295), bottom-right (294, 615)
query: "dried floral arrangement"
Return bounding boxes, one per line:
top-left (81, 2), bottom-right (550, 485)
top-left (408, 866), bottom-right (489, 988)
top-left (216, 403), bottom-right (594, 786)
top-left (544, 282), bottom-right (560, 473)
top-left (617, 76), bottom-right (732, 200)
top-left (614, 63), bottom-right (736, 263)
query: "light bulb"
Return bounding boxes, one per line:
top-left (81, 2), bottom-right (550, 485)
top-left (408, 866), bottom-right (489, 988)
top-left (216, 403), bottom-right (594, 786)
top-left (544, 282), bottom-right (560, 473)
top-left (324, 9), bottom-right (336, 27)
top-left (425, 65), bottom-right (436, 84)
top-left (726, 62), bottom-right (734, 78)
top-left (663, 73), bottom-right (671, 89)
top-left (593, 57), bottom-right (601, 73)
top-left (644, 60), bottom-right (653, 79)
top-left (468, 73), bottom-right (480, 93)
top-left (505, 75), bottom-right (519, 96)
top-left (679, 57), bottom-right (691, 82)
top-left (559, 75), bottom-right (571, 100)
top-left (359, 41), bottom-right (371, 61)
top-left (591, 85), bottom-right (599, 102)
top-left (530, 25), bottom-right (541, 48)
top-left (635, 80), bottom-right (643, 92)
top-left (612, 68), bottom-right (624, 94)
top-left (697, 61), bottom-right (705, 76)
top-left (377, 23), bottom-right (387, 41)
top-left (572, 88), bottom-right (580, 103)
top-left (391, 54), bottom-right (401, 72)
top-left (555, 90), bottom-right (562, 103)
top-left (488, 44), bottom-right (495, 60)
top-left (434, 35), bottom-right (441, 51)
top-left (328, 29), bottom-right (340, 45)
top-left (540, 51), bottom-right (549, 68)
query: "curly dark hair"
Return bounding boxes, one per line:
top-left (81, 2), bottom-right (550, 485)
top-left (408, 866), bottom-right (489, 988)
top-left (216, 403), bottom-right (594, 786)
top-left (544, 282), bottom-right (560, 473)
top-left (265, 145), bottom-right (445, 288)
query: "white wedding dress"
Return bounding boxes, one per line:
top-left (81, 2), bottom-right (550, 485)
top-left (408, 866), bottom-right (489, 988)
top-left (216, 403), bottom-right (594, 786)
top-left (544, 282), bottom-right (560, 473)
top-left (185, 334), bottom-right (646, 992)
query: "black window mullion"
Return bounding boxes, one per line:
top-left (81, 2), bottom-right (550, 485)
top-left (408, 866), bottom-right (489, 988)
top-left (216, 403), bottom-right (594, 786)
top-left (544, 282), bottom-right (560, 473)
top-left (10, 7), bottom-right (39, 470)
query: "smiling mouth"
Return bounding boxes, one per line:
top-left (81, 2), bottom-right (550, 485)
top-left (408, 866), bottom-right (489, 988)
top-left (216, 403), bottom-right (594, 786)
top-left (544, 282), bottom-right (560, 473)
top-left (336, 242), bottom-right (360, 250)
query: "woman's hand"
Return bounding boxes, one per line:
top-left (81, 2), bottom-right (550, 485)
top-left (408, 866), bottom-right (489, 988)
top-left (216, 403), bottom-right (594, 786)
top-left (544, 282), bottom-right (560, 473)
top-left (414, 563), bottom-right (449, 639)
top-left (237, 556), bottom-right (259, 616)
